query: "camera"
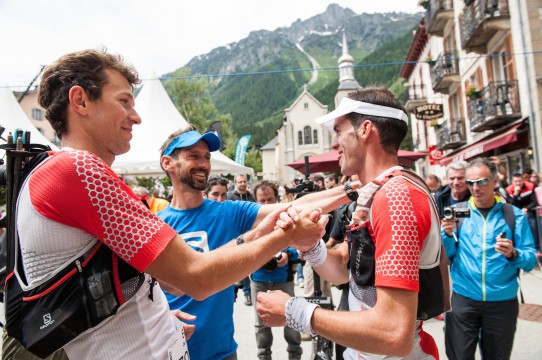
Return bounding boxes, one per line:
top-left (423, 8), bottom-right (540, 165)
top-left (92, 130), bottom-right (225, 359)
top-left (262, 252), bottom-right (283, 271)
top-left (443, 207), bottom-right (471, 220)
top-left (285, 178), bottom-right (314, 196)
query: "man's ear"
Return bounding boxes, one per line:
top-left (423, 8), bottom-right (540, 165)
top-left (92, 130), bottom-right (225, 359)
top-left (357, 120), bottom-right (373, 141)
top-left (160, 156), bottom-right (172, 171)
top-left (68, 86), bottom-right (89, 116)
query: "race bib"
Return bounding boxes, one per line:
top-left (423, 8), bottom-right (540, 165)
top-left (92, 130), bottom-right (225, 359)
top-left (168, 317), bottom-right (190, 360)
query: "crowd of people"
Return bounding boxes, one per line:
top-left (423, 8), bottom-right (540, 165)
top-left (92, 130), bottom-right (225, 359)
top-left (2, 48), bottom-right (539, 360)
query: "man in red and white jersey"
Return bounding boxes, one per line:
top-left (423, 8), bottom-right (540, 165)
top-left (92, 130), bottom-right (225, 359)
top-left (257, 87), bottom-right (444, 359)
top-left (3, 49), bottom-right (328, 360)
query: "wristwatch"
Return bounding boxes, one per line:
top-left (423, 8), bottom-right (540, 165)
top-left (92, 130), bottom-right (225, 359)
top-left (507, 249), bottom-right (518, 261)
top-left (344, 181), bottom-right (359, 202)
top-left (235, 235), bottom-right (245, 246)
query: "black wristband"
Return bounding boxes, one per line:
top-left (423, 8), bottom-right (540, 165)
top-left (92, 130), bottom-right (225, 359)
top-left (236, 235), bottom-right (245, 245)
top-left (344, 181), bottom-right (359, 202)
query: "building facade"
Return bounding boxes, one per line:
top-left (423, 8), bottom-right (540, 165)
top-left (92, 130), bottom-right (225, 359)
top-left (402, 0), bottom-right (542, 181)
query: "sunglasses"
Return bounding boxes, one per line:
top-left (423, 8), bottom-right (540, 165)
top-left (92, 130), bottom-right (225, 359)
top-left (466, 178), bottom-right (490, 187)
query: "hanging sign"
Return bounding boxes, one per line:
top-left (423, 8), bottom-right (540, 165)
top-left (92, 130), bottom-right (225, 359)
top-left (415, 103), bottom-right (443, 121)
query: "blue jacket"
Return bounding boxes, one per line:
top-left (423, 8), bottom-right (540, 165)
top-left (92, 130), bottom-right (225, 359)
top-left (251, 247), bottom-right (300, 283)
top-left (441, 197), bottom-right (537, 302)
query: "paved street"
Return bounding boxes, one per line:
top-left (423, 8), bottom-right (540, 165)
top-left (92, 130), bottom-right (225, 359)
top-left (234, 268), bottom-right (542, 360)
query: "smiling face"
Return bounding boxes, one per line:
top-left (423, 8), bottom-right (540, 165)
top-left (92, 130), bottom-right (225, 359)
top-left (332, 115), bottom-right (363, 176)
top-left (85, 69), bottom-right (141, 162)
top-left (169, 140), bottom-right (211, 191)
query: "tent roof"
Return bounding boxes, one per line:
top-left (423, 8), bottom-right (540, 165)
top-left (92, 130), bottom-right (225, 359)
top-left (112, 78), bottom-right (253, 177)
top-left (0, 88), bottom-right (59, 150)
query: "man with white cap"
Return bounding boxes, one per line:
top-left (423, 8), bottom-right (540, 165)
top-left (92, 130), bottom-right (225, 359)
top-left (157, 125), bottom-right (362, 360)
top-left (257, 87), bottom-right (445, 359)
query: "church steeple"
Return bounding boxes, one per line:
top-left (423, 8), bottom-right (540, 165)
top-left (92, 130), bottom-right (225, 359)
top-left (335, 29), bottom-right (360, 107)
top-left (338, 30), bottom-right (360, 88)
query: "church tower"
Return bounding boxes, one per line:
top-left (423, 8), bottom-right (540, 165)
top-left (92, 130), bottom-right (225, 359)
top-left (334, 30), bottom-right (361, 107)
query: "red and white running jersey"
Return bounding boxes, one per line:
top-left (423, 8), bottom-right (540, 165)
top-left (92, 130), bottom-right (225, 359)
top-left (16, 150), bottom-right (179, 359)
top-left (345, 166), bottom-right (440, 360)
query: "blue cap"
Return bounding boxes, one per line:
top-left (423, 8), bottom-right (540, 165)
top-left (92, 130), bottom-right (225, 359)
top-left (163, 130), bottom-right (221, 156)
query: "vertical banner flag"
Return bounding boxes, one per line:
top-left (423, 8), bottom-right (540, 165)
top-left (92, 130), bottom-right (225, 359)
top-left (235, 135), bottom-right (251, 165)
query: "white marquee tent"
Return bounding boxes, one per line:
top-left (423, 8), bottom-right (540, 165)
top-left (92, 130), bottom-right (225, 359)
top-left (0, 88), bottom-right (59, 150)
top-left (112, 78), bottom-right (253, 177)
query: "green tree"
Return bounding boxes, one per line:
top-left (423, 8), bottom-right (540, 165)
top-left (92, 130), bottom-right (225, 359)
top-left (164, 68), bottom-right (234, 151)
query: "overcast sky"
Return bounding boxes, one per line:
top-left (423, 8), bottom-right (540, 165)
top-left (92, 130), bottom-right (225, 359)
top-left (0, 0), bottom-right (421, 89)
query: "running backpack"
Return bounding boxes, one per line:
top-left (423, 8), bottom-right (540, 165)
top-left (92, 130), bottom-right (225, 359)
top-left (347, 169), bottom-right (451, 320)
top-left (4, 151), bottom-right (146, 358)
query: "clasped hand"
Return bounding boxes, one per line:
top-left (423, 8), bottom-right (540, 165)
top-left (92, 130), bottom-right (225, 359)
top-left (275, 206), bottom-right (328, 251)
top-left (256, 290), bottom-right (291, 327)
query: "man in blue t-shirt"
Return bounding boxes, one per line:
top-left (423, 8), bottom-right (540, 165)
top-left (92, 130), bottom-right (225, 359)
top-left (158, 125), bottom-right (361, 360)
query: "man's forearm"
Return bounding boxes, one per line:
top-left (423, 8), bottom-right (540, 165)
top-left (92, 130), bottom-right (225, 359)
top-left (292, 183), bottom-right (358, 214)
top-left (310, 288), bottom-right (417, 357)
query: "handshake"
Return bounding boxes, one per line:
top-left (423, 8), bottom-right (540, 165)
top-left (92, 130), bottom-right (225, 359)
top-left (247, 205), bottom-right (329, 253)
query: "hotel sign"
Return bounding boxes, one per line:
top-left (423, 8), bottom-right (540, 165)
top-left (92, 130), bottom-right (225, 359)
top-left (415, 103), bottom-right (443, 121)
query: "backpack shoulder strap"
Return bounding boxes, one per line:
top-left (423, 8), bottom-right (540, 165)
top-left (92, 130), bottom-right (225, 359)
top-left (502, 203), bottom-right (516, 245)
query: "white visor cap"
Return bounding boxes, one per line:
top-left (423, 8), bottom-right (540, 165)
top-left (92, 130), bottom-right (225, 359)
top-left (315, 98), bottom-right (408, 131)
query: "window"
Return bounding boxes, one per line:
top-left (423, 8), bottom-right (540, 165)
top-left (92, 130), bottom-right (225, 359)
top-left (304, 102), bottom-right (309, 109)
top-left (298, 131), bottom-right (303, 145)
top-left (32, 108), bottom-right (43, 120)
top-left (303, 126), bottom-right (312, 144)
top-left (313, 129), bottom-right (318, 144)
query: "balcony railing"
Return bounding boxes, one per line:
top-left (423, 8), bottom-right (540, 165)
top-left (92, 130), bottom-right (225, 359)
top-left (436, 118), bottom-right (467, 150)
top-left (468, 80), bottom-right (521, 132)
top-left (405, 84), bottom-right (428, 112)
top-left (460, 0), bottom-right (511, 54)
top-left (425, 0), bottom-right (454, 37)
top-left (431, 51), bottom-right (460, 94)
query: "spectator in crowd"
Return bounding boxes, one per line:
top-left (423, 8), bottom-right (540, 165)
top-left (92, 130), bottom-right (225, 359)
top-left (133, 186), bottom-right (170, 214)
top-left (326, 174), bottom-right (340, 189)
top-left (434, 161), bottom-right (471, 217)
top-left (441, 158), bottom-right (536, 360)
top-left (531, 171), bottom-right (540, 188)
top-left (507, 172), bottom-right (539, 251)
top-left (311, 174), bottom-right (326, 191)
top-left (228, 174), bottom-right (255, 202)
top-left (3, 49), bottom-right (327, 360)
top-left (203, 176), bottom-right (229, 202)
top-left (425, 173), bottom-right (442, 194)
top-left (522, 168), bottom-right (534, 183)
top-left (250, 181), bottom-right (302, 360)
top-left (257, 87), bottom-right (444, 359)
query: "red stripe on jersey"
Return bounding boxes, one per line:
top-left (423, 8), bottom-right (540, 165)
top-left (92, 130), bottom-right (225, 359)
top-left (371, 177), bottom-right (432, 291)
top-left (28, 150), bottom-right (176, 272)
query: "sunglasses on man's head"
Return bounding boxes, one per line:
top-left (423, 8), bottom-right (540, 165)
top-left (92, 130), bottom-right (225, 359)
top-left (466, 178), bottom-right (490, 187)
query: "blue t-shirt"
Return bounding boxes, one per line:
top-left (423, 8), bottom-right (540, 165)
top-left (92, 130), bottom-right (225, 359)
top-left (158, 199), bottom-right (260, 360)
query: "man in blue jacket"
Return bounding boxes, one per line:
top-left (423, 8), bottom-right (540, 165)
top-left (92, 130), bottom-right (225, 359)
top-left (250, 181), bottom-right (302, 360)
top-left (441, 157), bottom-right (537, 360)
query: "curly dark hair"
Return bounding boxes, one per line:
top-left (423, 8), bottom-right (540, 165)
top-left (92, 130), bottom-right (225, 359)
top-left (38, 48), bottom-right (140, 139)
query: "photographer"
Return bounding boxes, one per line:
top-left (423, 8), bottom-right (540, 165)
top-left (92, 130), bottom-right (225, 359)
top-left (250, 181), bottom-right (302, 360)
top-left (441, 158), bottom-right (537, 360)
